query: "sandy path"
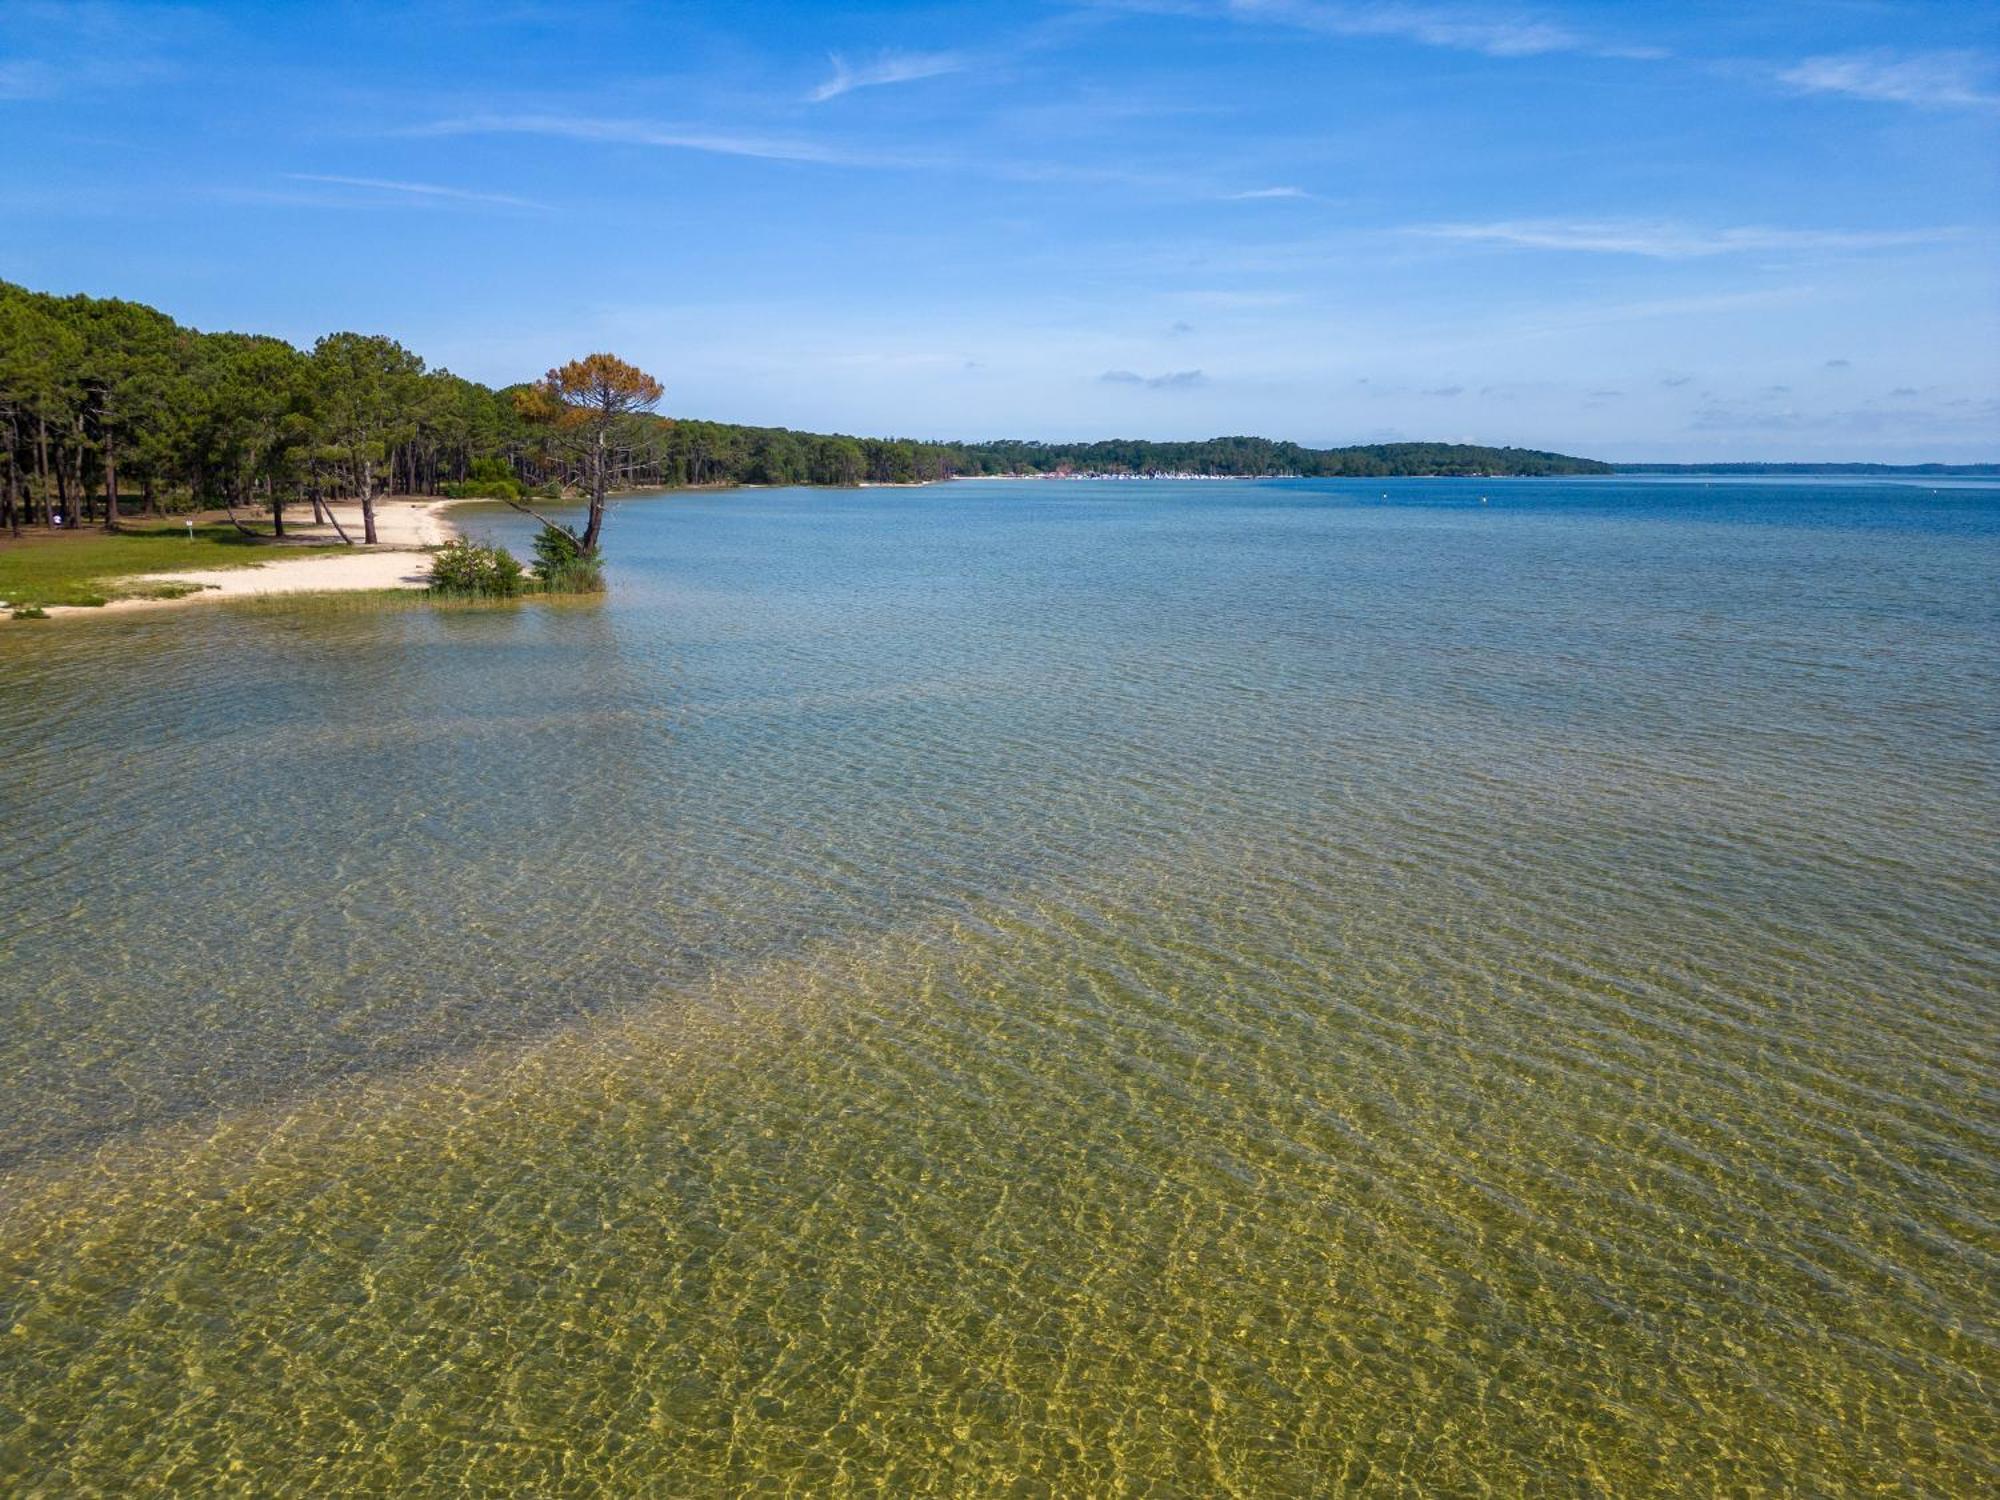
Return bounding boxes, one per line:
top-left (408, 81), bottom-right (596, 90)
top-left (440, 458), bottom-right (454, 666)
top-left (39, 499), bottom-right (465, 618)
top-left (277, 497), bottom-right (459, 548)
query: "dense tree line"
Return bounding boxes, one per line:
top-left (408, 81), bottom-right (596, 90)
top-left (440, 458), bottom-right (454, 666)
top-left (0, 279), bottom-right (1611, 539)
top-left (948, 437), bottom-right (1611, 478)
top-left (0, 281), bottom-right (546, 538)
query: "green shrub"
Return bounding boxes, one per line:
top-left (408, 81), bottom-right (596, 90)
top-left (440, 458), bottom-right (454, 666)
top-left (427, 537), bottom-right (525, 596)
top-left (530, 525), bottom-right (605, 594)
top-left (529, 523), bottom-right (581, 573)
top-left (441, 477), bottom-right (524, 501)
top-left (440, 458), bottom-right (527, 500)
top-left (11, 605), bottom-right (50, 620)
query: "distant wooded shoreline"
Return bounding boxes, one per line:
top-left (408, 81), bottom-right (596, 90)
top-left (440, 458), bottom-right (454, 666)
top-left (3, 279), bottom-right (1988, 543)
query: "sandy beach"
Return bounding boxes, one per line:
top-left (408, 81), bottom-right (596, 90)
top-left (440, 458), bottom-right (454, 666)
top-left (40, 498), bottom-right (462, 618)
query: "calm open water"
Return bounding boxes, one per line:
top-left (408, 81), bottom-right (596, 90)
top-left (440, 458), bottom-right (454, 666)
top-left (1, 477), bottom-right (1996, 1494)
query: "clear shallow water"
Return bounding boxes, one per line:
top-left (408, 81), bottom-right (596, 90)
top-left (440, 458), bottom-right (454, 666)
top-left (1, 477), bottom-right (1995, 1494)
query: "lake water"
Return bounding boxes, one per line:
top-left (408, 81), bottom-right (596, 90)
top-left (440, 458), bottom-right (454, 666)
top-left (2, 477), bottom-right (1995, 1493)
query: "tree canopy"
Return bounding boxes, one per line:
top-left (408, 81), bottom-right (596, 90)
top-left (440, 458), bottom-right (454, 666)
top-left (517, 354), bottom-right (665, 553)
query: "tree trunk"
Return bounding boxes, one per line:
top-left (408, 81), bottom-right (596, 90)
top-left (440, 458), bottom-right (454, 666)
top-left (360, 456), bottom-right (378, 544)
top-left (35, 414), bottom-right (51, 528)
top-left (102, 409), bottom-right (119, 532)
top-left (222, 478), bottom-right (258, 537)
top-left (3, 411), bottom-right (19, 537)
top-left (71, 415), bottom-right (90, 524)
top-left (311, 482), bottom-right (351, 543)
top-left (581, 425), bottom-right (608, 553)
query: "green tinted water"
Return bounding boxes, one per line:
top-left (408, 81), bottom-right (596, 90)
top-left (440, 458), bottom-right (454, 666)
top-left (2, 480), bottom-right (1995, 1494)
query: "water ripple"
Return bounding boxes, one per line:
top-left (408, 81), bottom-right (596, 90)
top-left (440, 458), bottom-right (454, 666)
top-left (1, 478), bottom-right (1996, 1493)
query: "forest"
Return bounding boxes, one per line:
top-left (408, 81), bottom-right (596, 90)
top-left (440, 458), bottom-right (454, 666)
top-left (953, 437), bottom-right (1611, 478)
top-left (0, 279), bottom-right (1610, 536)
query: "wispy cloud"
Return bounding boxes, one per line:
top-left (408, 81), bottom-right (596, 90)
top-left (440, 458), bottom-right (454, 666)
top-left (282, 173), bottom-right (550, 210)
top-left (0, 0), bottom-right (197, 98)
top-left (1101, 368), bottom-right (1209, 388)
top-left (1097, 1), bottom-right (1660, 61)
top-left (1225, 185), bottom-right (1311, 200)
top-left (1414, 219), bottom-right (1962, 258)
top-left (809, 50), bottom-right (965, 103)
top-left (409, 114), bottom-right (915, 168)
top-left (1230, 0), bottom-right (1581, 58)
top-left (1493, 285), bottom-right (1823, 344)
top-left (1778, 50), bottom-right (2000, 111)
top-left (407, 113), bottom-right (1212, 194)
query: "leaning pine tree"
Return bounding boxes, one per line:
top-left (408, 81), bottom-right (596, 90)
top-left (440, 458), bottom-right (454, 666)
top-left (510, 353), bottom-right (665, 560)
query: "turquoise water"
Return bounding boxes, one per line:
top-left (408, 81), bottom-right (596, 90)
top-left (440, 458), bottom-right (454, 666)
top-left (2, 477), bottom-right (1996, 1493)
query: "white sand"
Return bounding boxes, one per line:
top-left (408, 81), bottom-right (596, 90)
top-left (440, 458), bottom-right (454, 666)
top-left (278, 496), bottom-right (459, 548)
top-left (40, 499), bottom-right (466, 618)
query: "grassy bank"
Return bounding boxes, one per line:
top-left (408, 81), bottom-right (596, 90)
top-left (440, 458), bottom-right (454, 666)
top-left (0, 525), bottom-right (348, 611)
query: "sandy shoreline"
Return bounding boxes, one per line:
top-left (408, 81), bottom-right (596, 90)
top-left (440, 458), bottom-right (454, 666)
top-left (38, 498), bottom-right (465, 619)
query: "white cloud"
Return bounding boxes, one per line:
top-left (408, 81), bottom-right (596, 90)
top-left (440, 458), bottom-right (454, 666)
top-left (1779, 50), bottom-right (2000, 111)
top-left (809, 50), bottom-right (965, 103)
top-left (1226, 185), bottom-right (1311, 199)
top-left (1414, 219), bottom-right (1962, 258)
top-left (282, 174), bottom-right (550, 210)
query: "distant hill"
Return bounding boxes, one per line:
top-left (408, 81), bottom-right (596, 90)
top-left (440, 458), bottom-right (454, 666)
top-left (946, 438), bottom-right (1612, 478)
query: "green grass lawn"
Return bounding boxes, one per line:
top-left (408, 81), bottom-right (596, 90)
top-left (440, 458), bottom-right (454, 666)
top-left (0, 525), bottom-right (350, 611)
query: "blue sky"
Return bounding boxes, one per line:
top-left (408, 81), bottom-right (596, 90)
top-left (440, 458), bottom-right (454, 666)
top-left (2, 1), bottom-right (1995, 460)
